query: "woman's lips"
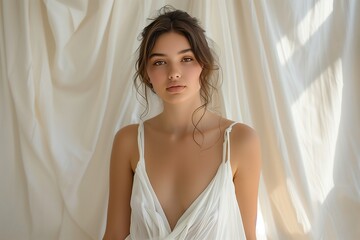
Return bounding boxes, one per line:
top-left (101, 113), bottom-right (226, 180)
top-left (166, 86), bottom-right (185, 93)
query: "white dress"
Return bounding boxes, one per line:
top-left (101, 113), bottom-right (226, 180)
top-left (126, 122), bottom-right (246, 240)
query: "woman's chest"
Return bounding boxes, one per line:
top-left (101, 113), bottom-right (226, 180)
top-left (142, 135), bottom-right (224, 224)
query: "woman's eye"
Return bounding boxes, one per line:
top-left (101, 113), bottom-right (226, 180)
top-left (154, 60), bottom-right (165, 66)
top-left (182, 57), bottom-right (193, 62)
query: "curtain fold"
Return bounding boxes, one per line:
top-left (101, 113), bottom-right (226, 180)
top-left (1, 0), bottom-right (359, 239)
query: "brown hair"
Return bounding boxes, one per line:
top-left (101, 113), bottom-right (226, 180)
top-left (134, 6), bottom-right (219, 144)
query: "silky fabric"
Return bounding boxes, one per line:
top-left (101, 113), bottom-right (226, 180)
top-left (1, 1), bottom-right (359, 240)
top-left (126, 122), bottom-right (246, 240)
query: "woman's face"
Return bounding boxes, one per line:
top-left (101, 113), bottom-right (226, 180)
top-left (146, 32), bottom-right (203, 105)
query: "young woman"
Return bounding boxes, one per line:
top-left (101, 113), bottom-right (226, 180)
top-left (103, 7), bottom-right (261, 240)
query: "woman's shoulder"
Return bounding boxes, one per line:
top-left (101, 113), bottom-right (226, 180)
top-left (112, 123), bottom-right (141, 170)
top-left (225, 119), bottom-right (261, 170)
top-left (112, 124), bottom-right (140, 154)
top-left (113, 123), bottom-right (140, 143)
top-left (228, 121), bottom-right (257, 141)
top-left (214, 114), bottom-right (254, 137)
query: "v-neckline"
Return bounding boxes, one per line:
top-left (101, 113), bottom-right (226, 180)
top-left (137, 158), bottom-right (225, 232)
top-left (136, 121), bottom-right (235, 233)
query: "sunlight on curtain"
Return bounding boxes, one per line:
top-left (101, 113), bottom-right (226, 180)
top-left (292, 59), bottom-right (343, 204)
top-left (297, 0), bottom-right (334, 45)
top-left (276, 0), bottom-right (334, 65)
top-left (0, 0), bottom-right (359, 239)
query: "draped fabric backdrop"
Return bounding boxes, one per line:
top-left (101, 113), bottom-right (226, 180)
top-left (1, 0), bottom-right (359, 239)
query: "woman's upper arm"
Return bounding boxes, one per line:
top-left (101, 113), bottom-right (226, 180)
top-left (103, 125), bottom-right (138, 240)
top-left (232, 125), bottom-right (262, 240)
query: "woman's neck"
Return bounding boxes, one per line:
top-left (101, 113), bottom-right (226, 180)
top-left (158, 100), bottom-right (206, 135)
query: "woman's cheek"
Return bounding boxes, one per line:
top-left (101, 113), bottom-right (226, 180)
top-left (148, 71), bottom-right (161, 82)
top-left (148, 69), bottom-right (166, 86)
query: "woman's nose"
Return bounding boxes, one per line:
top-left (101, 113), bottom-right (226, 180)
top-left (168, 65), bottom-right (181, 80)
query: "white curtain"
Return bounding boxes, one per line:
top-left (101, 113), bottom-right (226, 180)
top-left (1, 0), bottom-right (359, 239)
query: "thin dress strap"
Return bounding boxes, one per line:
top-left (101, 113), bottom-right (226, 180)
top-left (137, 122), bottom-right (145, 162)
top-left (222, 122), bottom-right (238, 163)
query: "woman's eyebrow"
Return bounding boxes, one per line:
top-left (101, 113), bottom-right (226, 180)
top-left (149, 48), bottom-right (192, 59)
top-left (178, 48), bottom-right (192, 54)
